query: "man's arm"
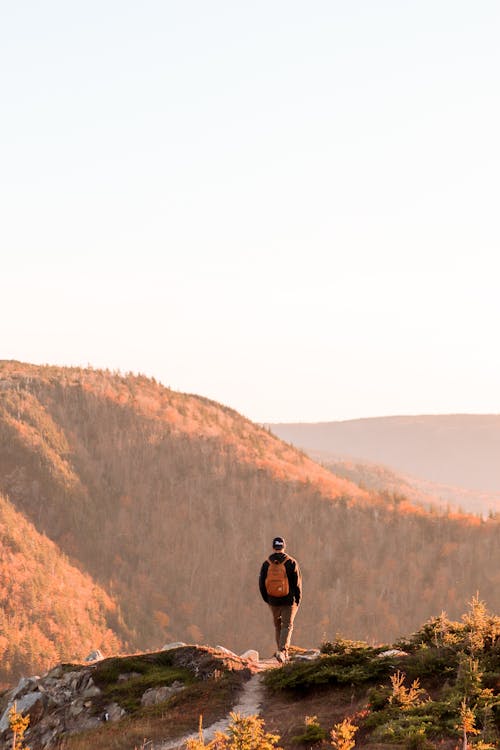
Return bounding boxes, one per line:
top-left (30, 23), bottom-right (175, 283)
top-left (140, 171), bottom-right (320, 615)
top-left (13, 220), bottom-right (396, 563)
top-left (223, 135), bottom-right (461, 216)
top-left (287, 558), bottom-right (302, 605)
top-left (259, 561), bottom-right (270, 603)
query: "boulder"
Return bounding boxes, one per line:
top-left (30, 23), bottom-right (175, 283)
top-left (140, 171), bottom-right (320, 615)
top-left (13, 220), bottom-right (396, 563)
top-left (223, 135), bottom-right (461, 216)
top-left (8, 676), bottom-right (40, 702)
top-left (140, 681), bottom-right (184, 707)
top-left (80, 683), bottom-right (101, 699)
top-left (162, 641), bottom-right (187, 651)
top-left (0, 691), bottom-right (45, 732)
top-left (102, 702), bottom-right (126, 722)
top-left (68, 699), bottom-right (85, 718)
top-left (240, 650), bottom-right (259, 662)
top-left (45, 665), bottom-right (63, 680)
top-left (84, 649), bottom-right (104, 662)
top-left (215, 645), bottom-right (238, 657)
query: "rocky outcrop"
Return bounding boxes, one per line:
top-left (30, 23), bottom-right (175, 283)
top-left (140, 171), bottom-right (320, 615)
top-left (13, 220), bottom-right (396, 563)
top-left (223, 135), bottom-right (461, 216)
top-left (0, 646), bottom-right (255, 750)
top-left (0, 666), bottom-right (103, 749)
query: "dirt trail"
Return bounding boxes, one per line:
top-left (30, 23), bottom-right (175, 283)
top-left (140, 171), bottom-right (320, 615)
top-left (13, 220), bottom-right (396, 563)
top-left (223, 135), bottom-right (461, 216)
top-left (154, 658), bottom-right (276, 750)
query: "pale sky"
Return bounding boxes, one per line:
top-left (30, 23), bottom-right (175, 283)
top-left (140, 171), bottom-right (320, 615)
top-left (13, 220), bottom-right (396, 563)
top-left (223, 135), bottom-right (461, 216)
top-left (2, 1), bottom-right (499, 422)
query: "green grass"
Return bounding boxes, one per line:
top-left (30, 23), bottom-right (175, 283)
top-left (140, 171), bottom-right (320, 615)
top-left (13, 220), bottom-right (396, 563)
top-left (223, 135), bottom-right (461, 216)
top-left (91, 651), bottom-right (194, 713)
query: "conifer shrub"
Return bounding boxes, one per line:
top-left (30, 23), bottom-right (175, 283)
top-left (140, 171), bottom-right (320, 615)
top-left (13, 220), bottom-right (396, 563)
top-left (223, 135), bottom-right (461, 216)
top-left (400, 597), bottom-right (500, 658)
top-left (402, 645), bottom-right (459, 682)
top-left (292, 715), bottom-right (327, 745)
top-left (320, 636), bottom-right (379, 656)
top-left (264, 646), bottom-right (393, 692)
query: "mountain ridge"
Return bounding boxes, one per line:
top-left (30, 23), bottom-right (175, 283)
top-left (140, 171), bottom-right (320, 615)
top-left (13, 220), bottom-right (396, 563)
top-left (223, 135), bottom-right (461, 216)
top-left (268, 414), bottom-right (500, 492)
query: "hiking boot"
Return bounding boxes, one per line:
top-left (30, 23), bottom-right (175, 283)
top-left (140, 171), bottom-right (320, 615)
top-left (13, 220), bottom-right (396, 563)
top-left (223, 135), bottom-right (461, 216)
top-left (275, 650), bottom-right (288, 664)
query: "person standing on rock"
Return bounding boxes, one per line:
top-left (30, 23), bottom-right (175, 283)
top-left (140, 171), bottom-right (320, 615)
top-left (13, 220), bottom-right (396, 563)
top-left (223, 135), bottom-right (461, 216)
top-left (259, 536), bottom-right (302, 664)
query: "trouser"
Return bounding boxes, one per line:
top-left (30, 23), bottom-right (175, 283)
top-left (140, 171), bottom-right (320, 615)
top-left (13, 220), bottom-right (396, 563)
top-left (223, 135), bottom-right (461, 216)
top-left (269, 603), bottom-right (298, 651)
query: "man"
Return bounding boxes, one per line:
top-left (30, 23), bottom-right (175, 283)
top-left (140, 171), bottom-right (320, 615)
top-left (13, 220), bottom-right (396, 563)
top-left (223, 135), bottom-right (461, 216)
top-left (259, 536), bottom-right (302, 664)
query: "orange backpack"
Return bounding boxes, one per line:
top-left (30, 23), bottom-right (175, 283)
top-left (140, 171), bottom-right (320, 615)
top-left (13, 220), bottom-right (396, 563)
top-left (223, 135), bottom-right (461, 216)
top-left (265, 556), bottom-right (290, 597)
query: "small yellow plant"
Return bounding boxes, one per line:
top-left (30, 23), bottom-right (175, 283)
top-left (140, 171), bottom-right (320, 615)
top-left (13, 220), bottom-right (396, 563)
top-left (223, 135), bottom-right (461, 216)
top-left (292, 715), bottom-right (327, 745)
top-left (185, 712), bottom-right (282, 750)
top-left (454, 698), bottom-right (496, 750)
top-left (9, 703), bottom-right (30, 750)
top-left (330, 717), bottom-right (358, 750)
top-left (389, 670), bottom-right (425, 709)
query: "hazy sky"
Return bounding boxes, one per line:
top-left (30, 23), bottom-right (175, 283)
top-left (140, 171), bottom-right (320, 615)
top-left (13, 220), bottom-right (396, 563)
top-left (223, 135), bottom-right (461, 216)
top-left (2, 1), bottom-right (499, 422)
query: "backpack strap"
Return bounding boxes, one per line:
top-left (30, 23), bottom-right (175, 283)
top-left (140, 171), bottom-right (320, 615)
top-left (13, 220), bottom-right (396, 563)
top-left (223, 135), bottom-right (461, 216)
top-left (268, 554), bottom-right (289, 564)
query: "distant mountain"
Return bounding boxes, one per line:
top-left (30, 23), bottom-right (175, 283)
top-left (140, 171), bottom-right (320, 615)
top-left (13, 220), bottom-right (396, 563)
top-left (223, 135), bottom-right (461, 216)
top-left (311, 453), bottom-right (500, 517)
top-left (1, 362), bottom-right (500, 686)
top-left (268, 415), bottom-right (500, 493)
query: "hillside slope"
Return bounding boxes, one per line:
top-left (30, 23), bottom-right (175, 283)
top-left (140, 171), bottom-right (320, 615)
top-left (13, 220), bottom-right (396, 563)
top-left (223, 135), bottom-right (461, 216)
top-left (1, 361), bottom-right (500, 682)
top-left (0, 491), bottom-right (126, 683)
top-left (313, 453), bottom-right (500, 516)
top-left (269, 415), bottom-right (500, 492)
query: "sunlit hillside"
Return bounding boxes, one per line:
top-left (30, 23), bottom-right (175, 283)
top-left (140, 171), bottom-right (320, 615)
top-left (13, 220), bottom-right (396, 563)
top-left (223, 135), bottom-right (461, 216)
top-left (1, 361), bottom-right (500, 686)
top-left (0, 491), bottom-right (126, 683)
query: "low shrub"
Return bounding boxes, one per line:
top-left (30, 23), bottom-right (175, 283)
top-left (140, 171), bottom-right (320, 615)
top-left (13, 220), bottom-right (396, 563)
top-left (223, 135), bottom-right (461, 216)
top-left (292, 715), bottom-right (327, 745)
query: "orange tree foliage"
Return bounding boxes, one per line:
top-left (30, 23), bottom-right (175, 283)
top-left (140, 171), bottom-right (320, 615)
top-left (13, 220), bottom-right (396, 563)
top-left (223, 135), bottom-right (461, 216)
top-left (0, 491), bottom-right (126, 682)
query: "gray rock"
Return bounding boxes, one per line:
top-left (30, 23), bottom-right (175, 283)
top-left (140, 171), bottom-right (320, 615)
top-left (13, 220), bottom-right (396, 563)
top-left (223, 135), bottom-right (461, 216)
top-left (103, 702), bottom-right (125, 722)
top-left (8, 676), bottom-right (40, 701)
top-left (45, 665), bottom-right (63, 679)
top-left (76, 672), bottom-right (93, 691)
top-left (117, 672), bottom-right (141, 682)
top-left (140, 681), bottom-right (184, 707)
top-left (38, 723), bottom-right (63, 749)
top-left (80, 683), bottom-right (101, 699)
top-left (162, 641), bottom-right (187, 650)
top-left (62, 670), bottom-right (80, 686)
top-left (0, 691), bottom-right (45, 732)
top-left (215, 645), bottom-right (238, 657)
top-left (84, 649), bottom-right (104, 662)
top-left (378, 649), bottom-right (408, 658)
top-left (68, 699), bottom-right (85, 718)
top-left (141, 686), bottom-right (171, 707)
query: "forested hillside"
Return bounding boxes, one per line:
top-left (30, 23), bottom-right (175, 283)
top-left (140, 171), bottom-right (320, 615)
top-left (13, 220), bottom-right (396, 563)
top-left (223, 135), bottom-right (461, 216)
top-left (314, 454), bottom-right (500, 516)
top-left (1, 362), bottom-right (500, 686)
top-left (0, 491), bottom-right (125, 684)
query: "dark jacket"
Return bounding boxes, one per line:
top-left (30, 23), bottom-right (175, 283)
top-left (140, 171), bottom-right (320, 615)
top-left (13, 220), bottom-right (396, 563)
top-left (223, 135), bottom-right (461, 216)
top-left (259, 552), bottom-right (302, 606)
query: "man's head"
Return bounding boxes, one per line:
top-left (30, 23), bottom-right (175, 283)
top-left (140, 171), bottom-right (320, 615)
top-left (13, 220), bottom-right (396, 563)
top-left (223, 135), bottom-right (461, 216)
top-left (272, 536), bottom-right (286, 551)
